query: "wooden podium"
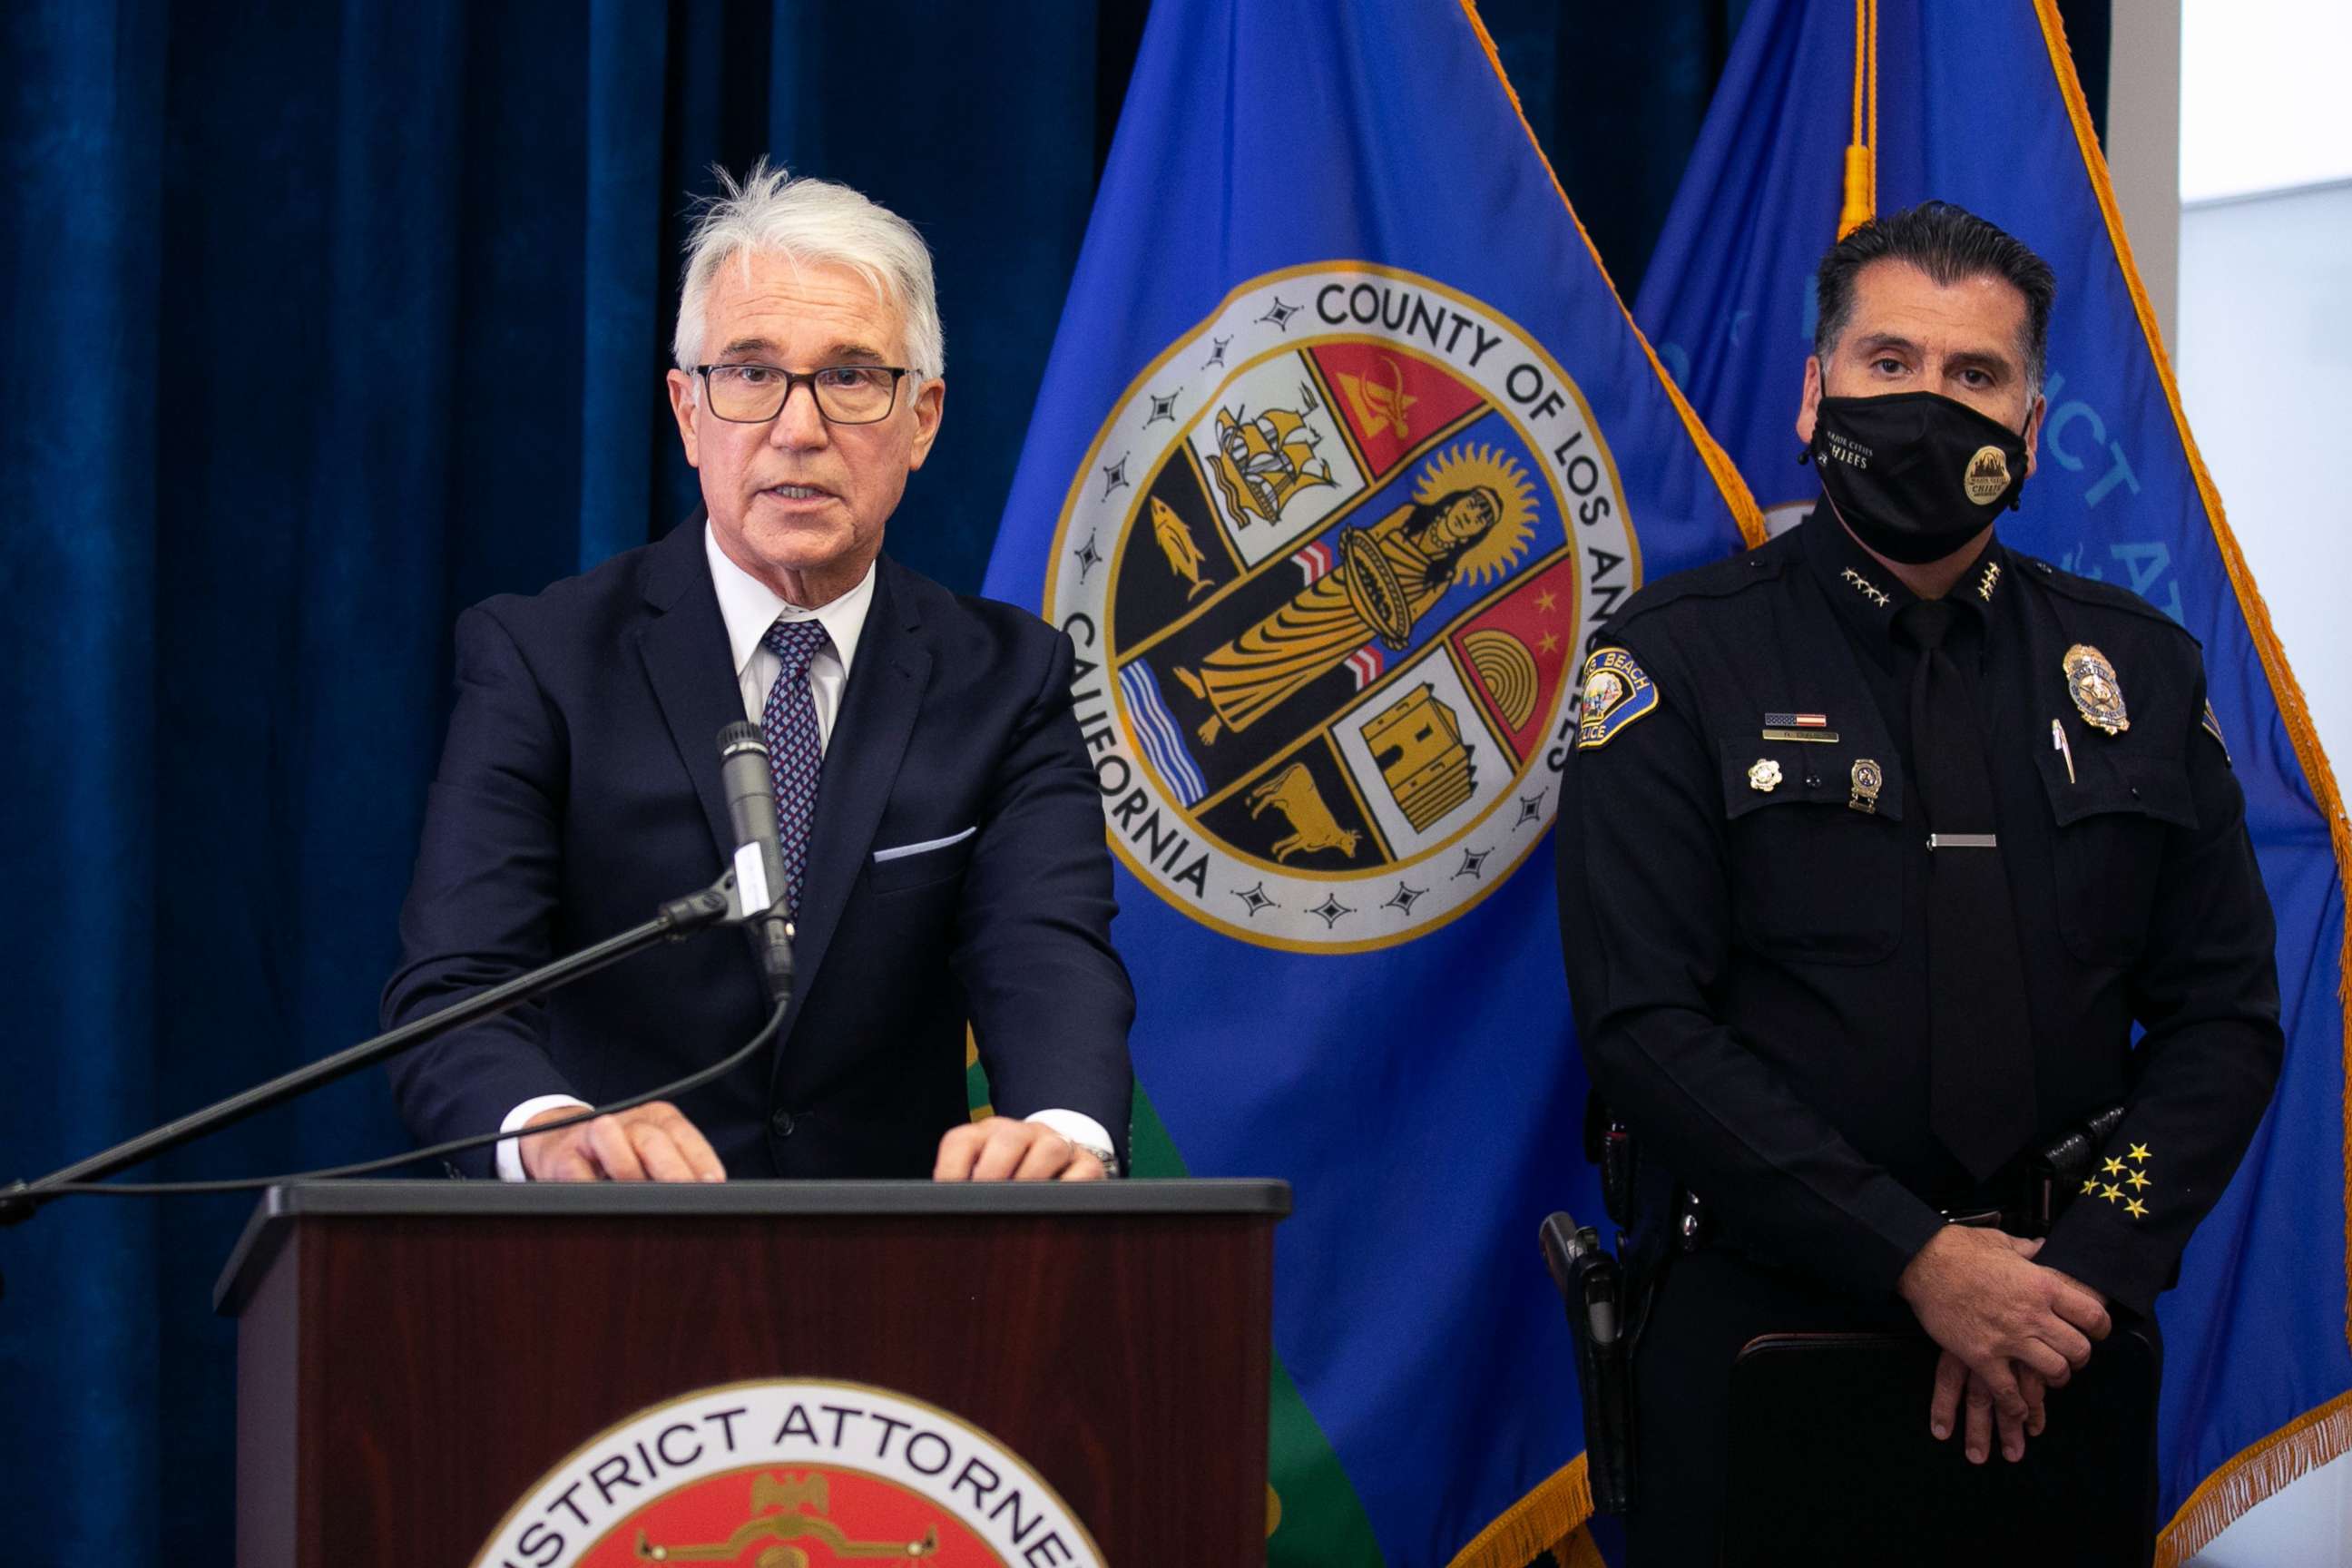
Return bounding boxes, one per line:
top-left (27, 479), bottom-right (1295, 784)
top-left (215, 1179), bottom-right (1289, 1565)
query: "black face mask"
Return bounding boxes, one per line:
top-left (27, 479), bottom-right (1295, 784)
top-left (1806, 391), bottom-right (2030, 564)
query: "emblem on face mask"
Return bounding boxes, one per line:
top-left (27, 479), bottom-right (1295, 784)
top-left (1848, 757), bottom-right (1884, 814)
top-left (1963, 445), bottom-right (2013, 506)
top-left (2063, 644), bottom-right (2130, 735)
top-left (1809, 393), bottom-right (2029, 563)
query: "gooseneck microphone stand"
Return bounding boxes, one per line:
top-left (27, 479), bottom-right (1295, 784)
top-left (0, 867), bottom-right (758, 1296)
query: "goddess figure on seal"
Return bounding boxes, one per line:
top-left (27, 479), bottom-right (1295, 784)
top-left (1171, 444), bottom-right (1534, 746)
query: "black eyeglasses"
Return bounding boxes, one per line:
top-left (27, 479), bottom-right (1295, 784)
top-left (696, 363), bottom-right (913, 426)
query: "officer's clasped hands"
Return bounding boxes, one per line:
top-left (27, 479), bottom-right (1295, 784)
top-left (1900, 1225), bottom-right (2111, 1464)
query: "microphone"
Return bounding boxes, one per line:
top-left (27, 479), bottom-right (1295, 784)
top-left (716, 721), bottom-right (797, 1009)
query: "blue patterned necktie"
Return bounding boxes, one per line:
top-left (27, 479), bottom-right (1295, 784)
top-left (760, 618), bottom-right (831, 917)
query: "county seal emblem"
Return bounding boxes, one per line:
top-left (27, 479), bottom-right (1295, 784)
top-left (1045, 263), bottom-right (1641, 950)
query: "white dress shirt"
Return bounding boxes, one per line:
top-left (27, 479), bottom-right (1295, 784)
top-left (495, 524), bottom-right (1112, 1178)
top-left (705, 521), bottom-right (872, 749)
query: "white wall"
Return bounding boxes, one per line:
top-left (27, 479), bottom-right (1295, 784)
top-left (2180, 0), bottom-right (2352, 203)
top-left (2176, 180), bottom-right (2352, 775)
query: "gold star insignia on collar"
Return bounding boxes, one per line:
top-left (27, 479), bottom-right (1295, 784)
top-left (1977, 560), bottom-right (2003, 603)
top-left (2102, 1156), bottom-right (2126, 1175)
top-left (1840, 567), bottom-right (1891, 608)
top-left (2125, 1198), bottom-right (2149, 1219)
top-left (2101, 1184), bottom-right (2124, 1202)
top-left (2126, 1170), bottom-right (2151, 1191)
top-left (2127, 1143), bottom-right (2151, 1162)
top-left (2080, 1177), bottom-right (2100, 1196)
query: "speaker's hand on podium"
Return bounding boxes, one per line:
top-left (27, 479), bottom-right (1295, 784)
top-left (519, 1102), bottom-right (727, 1182)
top-left (933, 1117), bottom-right (1107, 1182)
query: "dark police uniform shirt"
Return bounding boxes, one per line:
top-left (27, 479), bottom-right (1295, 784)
top-left (1554, 509), bottom-right (2282, 1317)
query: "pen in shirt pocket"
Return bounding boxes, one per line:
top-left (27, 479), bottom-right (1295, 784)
top-left (2051, 718), bottom-right (2076, 784)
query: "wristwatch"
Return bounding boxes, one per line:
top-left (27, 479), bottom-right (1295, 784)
top-left (1071, 1139), bottom-right (1121, 1178)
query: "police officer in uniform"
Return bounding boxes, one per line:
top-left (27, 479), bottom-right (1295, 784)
top-left (1554, 202), bottom-right (2281, 1563)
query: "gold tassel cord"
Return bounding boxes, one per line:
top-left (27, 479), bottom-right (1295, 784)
top-left (1838, 0), bottom-right (1878, 237)
top-left (1867, 0), bottom-right (1879, 213)
top-left (1850, 0), bottom-right (1866, 148)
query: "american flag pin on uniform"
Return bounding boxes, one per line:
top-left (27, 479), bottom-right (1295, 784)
top-left (1761, 711), bottom-right (1836, 743)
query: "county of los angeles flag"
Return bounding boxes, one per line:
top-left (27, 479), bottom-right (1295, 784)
top-left (983, 1), bottom-right (1759, 1562)
top-left (1634, 3), bottom-right (2352, 1561)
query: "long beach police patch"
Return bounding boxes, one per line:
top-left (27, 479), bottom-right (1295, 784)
top-left (1575, 647), bottom-right (1657, 749)
top-left (1045, 262), bottom-right (1641, 952)
top-left (470, 1378), bottom-right (1102, 1567)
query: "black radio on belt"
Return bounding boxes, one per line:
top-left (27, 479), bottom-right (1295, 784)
top-left (2026, 1102), bottom-right (2128, 1236)
top-left (1583, 1093), bottom-right (1637, 1238)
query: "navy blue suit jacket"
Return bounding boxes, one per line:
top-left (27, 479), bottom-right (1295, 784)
top-left (383, 517), bottom-right (1134, 1178)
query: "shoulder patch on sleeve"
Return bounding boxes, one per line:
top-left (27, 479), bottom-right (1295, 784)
top-left (2200, 699), bottom-right (2232, 767)
top-left (1576, 647), bottom-right (1660, 750)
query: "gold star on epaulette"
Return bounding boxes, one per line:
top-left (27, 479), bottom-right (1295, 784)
top-left (2125, 1170), bottom-right (2151, 1191)
top-left (2127, 1143), bottom-right (2151, 1163)
top-left (2102, 1156), bottom-right (2127, 1175)
top-left (2080, 1177), bottom-right (2100, 1196)
top-left (2101, 1184), bottom-right (2124, 1202)
top-left (2125, 1199), bottom-right (2149, 1219)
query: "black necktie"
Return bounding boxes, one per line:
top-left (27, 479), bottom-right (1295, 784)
top-left (1898, 598), bottom-right (2036, 1182)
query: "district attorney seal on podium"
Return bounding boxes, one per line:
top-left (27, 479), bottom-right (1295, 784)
top-left (472, 1377), bottom-right (1105, 1567)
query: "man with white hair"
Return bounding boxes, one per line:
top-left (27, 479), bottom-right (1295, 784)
top-left (383, 162), bottom-right (1134, 1183)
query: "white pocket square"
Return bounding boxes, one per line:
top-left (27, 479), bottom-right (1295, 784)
top-left (872, 826), bottom-right (977, 864)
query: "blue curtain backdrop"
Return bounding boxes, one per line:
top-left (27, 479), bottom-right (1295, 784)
top-left (0, 0), bottom-right (2101, 1553)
